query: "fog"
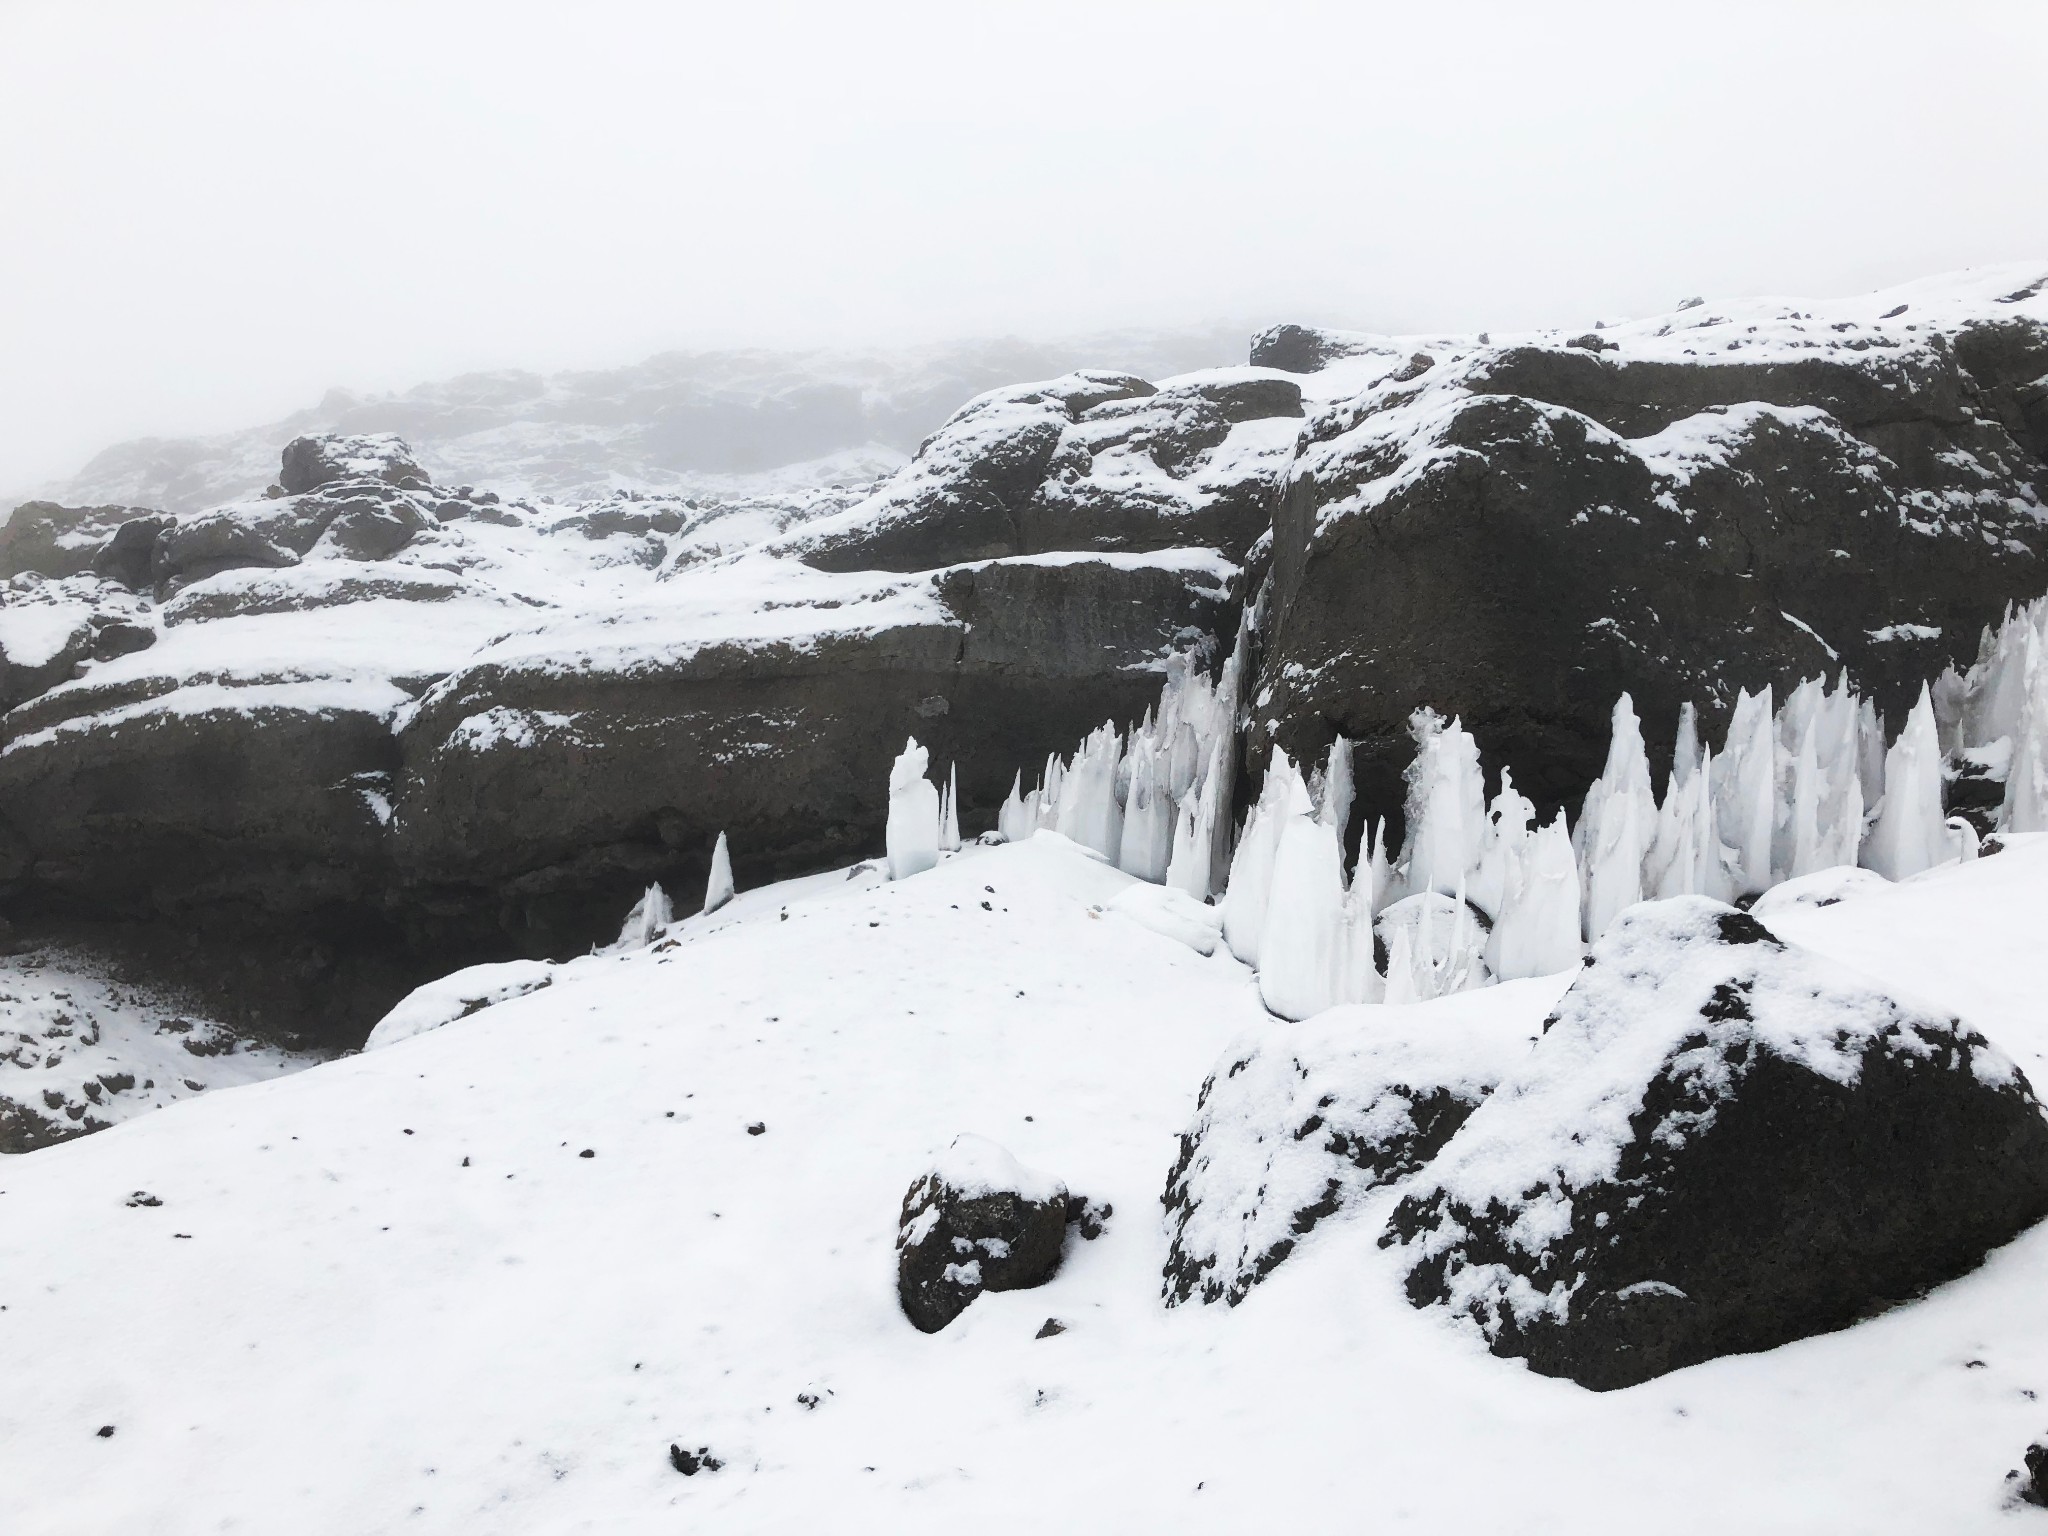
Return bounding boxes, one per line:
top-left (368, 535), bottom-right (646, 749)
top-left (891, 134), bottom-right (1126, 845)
top-left (4, 0), bottom-right (2046, 493)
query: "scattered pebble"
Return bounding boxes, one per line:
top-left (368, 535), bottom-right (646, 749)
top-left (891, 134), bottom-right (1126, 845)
top-left (746, 1122), bottom-right (766, 1136)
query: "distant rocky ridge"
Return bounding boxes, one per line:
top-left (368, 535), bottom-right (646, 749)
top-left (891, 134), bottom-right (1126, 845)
top-left (5, 328), bottom-right (1253, 517)
top-left (2, 267), bottom-right (2045, 1050)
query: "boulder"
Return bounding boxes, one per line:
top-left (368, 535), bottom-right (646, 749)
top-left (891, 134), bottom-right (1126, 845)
top-left (897, 1134), bottom-right (1068, 1332)
top-left (1163, 1002), bottom-right (1529, 1306)
top-left (91, 515), bottom-right (173, 589)
top-left (279, 433), bottom-right (431, 496)
top-left (0, 502), bottom-right (161, 580)
top-left (1382, 898), bottom-right (2048, 1390)
top-left (151, 511), bottom-right (300, 594)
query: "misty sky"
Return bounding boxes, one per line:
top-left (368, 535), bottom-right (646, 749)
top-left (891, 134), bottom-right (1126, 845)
top-left (4, 0), bottom-right (2046, 492)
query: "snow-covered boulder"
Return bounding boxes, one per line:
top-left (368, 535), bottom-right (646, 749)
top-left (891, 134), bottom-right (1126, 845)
top-left (279, 432), bottom-right (431, 496)
top-left (1749, 865), bottom-right (1891, 917)
top-left (1162, 1000), bottom-right (1534, 1306)
top-left (1382, 896), bottom-right (2048, 1390)
top-left (364, 959), bottom-right (557, 1050)
top-left (1104, 882), bottom-right (1221, 955)
top-left (896, 1134), bottom-right (1070, 1333)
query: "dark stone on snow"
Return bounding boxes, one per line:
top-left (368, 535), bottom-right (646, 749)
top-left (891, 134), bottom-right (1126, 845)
top-left (1383, 897), bottom-right (2048, 1391)
top-left (2017, 1439), bottom-right (2048, 1507)
top-left (1249, 323), bottom-right (1385, 374)
top-left (91, 514), bottom-right (174, 590)
top-left (897, 1136), bottom-right (1068, 1333)
top-left (88, 618), bottom-right (156, 662)
top-left (667, 1443), bottom-right (723, 1476)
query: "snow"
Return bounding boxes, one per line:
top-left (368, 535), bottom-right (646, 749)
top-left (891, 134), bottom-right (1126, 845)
top-left (364, 960), bottom-right (560, 1051)
top-left (0, 949), bottom-right (317, 1146)
top-left (925, 1133), bottom-right (1066, 1206)
top-left (10, 834), bottom-right (2048, 1528)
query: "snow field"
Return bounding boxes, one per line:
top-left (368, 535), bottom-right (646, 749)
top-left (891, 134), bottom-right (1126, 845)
top-left (5, 836), bottom-right (2048, 1530)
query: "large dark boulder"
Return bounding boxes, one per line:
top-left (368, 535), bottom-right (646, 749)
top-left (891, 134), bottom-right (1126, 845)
top-left (897, 1135), bottom-right (1068, 1333)
top-left (1382, 898), bottom-right (2048, 1391)
top-left (1256, 329), bottom-right (2048, 829)
top-left (1163, 1004), bottom-right (1528, 1307)
top-left (0, 502), bottom-right (162, 579)
top-left (279, 433), bottom-right (431, 496)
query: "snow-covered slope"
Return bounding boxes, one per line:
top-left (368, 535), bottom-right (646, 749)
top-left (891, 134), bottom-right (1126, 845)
top-left (6, 833), bottom-right (2048, 1532)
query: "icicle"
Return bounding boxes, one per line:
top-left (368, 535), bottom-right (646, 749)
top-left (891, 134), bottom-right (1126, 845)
top-left (1671, 703), bottom-right (1701, 792)
top-left (1316, 735), bottom-right (1355, 850)
top-left (1055, 722), bottom-right (1124, 860)
top-left (1382, 922), bottom-right (1419, 1006)
top-left (1117, 735), bottom-right (1175, 883)
top-left (938, 764), bottom-right (961, 853)
top-left (1364, 818), bottom-right (1393, 919)
top-left (1220, 752), bottom-right (1306, 965)
top-left (1575, 693), bottom-right (1659, 940)
top-left (703, 833), bottom-right (734, 915)
top-left (1398, 709), bottom-right (1488, 901)
top-left (997, 771), bottom-right (1034, 844)
top-left (2001, 615), bottom-right (2048, 833)
top-left (1863, 686), bottom-right (1946, 881)
top-left (1258, 808), bottom-right (1349, 1021)
top-left (1336, 872), bottom-right (1385, 1005)
top-left (1467, 769), bottom-right (1534, 921)
top-left (1487, 812), bottom-right (1582, 980)
top-left (1783, 718), bottom-right (1825, 880)
top-left (885, 737), bottom-right (942, 880)
top-left (1855, 696), bottom-right (1887, 809)
top-left (1713, 686), bottom-right (1777, 896)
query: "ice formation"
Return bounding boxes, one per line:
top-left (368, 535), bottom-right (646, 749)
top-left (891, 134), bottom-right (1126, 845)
top-left (704, 831), bottom-right (735, 915)
top-left (1864, 687), bottom-right (1946, 882)
top-left (1573, 694), bottom-right (1658, 942)
top-left (606, 883), bottom-right (673, 953)
top-left (938, 764), bottom-right (962, 854)
top-left (886, 737), bottom-right (942, 881)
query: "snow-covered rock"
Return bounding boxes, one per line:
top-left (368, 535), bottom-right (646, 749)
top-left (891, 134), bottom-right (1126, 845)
top-left (896, 1135), bottom-right (1071, 1333)
top-left (1162, 993), bottom-right (1548, 1306)
top-left (1384, 896), bottom-right (2048, 1390)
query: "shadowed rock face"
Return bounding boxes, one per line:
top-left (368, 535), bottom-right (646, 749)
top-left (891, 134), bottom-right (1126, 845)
top-left (1255, 317), bottom-right (2048, 834)
top-left (1382, 900), bottom-right (2048, 1391)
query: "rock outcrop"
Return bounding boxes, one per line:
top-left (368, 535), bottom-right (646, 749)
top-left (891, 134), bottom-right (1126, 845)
top-left (1253, 280), bottom-right (2048, 830)
top-left (1381, 898), bottom-right (2048, 1390)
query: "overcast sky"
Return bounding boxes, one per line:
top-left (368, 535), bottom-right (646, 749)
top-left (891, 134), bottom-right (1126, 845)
top-left (4, 0), bottom-right (2046, 492)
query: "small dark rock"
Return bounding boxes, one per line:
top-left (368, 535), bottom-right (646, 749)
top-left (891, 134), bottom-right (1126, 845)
top-left (897, 1134), bottom-right (1068, 1333)
top-left (2019, 1440), bottom-right (2048, 1507)
top-left (746, 1122), bottom-right (766, 1136)
top-left (668, 1443), bottom-right (723, 1476)
top-left (96, 1425), bottom-right (115, 1439)
top-left (578, 1148), bottom-right (595, 1158)
top-left (1035, 1317), bottom-right (1067, 1339)
top-left (125, 1191), bottom-right (161, 1208)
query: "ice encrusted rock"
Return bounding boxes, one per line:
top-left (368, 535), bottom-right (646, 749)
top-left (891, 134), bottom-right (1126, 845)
top-left (896, 1135), bottom-right (1069, 1333)
top-left (1382, 896), bottom-right (2048, 1390)
top-left (364, 959), bottom-right (557, 1050)
top-left (1162, 1002), bottom-right (1533, 1306)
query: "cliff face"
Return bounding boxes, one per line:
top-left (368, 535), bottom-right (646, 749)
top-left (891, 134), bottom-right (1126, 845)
top-left (4, 266), bottom-right (2045, 1042)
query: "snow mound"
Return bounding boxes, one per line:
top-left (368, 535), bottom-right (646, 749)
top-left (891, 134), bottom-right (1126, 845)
top-left (364, 960), bottom-right (557, 1051)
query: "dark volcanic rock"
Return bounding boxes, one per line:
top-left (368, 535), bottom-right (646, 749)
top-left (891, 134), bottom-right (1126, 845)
top-left (388, 556), bottom-right (1227, 956)
top-left (1162, 1007), bottom-right (1526, 1306)
top-left (1, 502), bottom-right (162, 580)
top-left (91, 515), bottom-right (173, 589)
top-left (1249, 323), bottom-right (1391, 374)
top-left (897, 1135), bottom-right (1068, 1333)
top-left (1257, 330), bottom-right (2048, 828)
top-left (1382, 898), bottom-right (2048, 1391)
top-left (279, 433), bottom-right (431, 496)
top-left (791, 368), bottom-right (1297, 572)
